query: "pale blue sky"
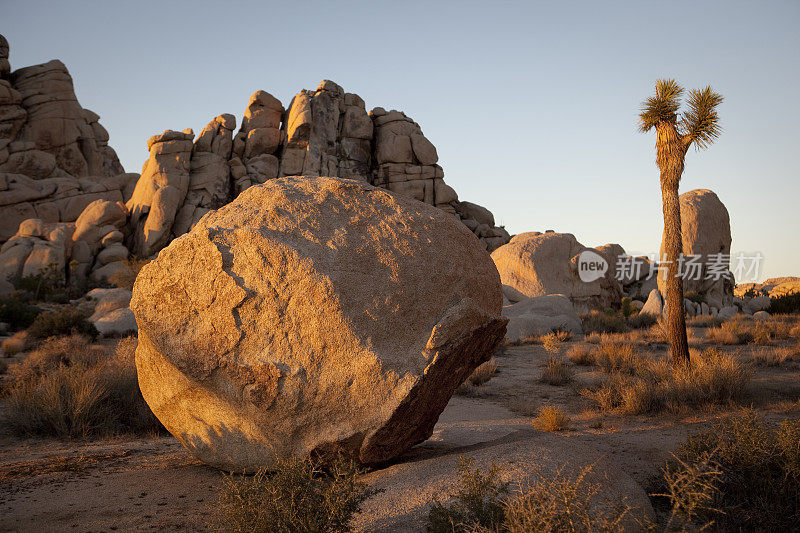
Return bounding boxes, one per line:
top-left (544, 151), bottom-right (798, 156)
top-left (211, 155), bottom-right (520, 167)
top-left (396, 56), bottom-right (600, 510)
top-left (3, 0), bottom-right (798, 281)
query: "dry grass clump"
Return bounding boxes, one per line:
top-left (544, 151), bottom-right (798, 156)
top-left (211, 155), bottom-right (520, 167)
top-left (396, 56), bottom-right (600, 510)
top-left (705, 315), bottom-right (795, 346)
top-left (2, 331), bottom-right (29, 355)
top-left (566, 344), bottom-right (594, 366)
top-left (1, 335), bottom-right (161, 438)
top-left (656, 411), bottom-right (800, 531)
top-left (467, 359), bottom-right (498, 386)
top-left (539, 357), bottom-right (573, 386)
top-left (582, 348), bottom-right (751, 415)
top-left (216, 454), bottom-right (379, 533)
top-left (107, 257), bottom-right (150, 291)
top-left (428, 458), bottom-right (641, 533)
top-left (752, 347), bottom-right (795, 367)
top-left (627, 312), bottom-right (658, 330)
top-left (594, 342), bottom-right (641, 375)
top-left (581, 311), bottom-right (628, 335)
top-left (687, 315), bottom-right (724, 328)
top-left (532, 406), bottom-right (570, 432)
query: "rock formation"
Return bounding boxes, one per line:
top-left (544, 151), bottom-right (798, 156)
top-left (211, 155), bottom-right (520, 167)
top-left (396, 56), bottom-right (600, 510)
top-left (502, 294), bottom-right (582, 343)
top-left (491, 231), bottom-right (623, 313)
top-left (124, 80), bottom-right (510, 259)
top-left (0, 34), bottom-right (136, 243)
top-left (657, 189), bottom-right (733, 309)
top-left (131, 176), bottom-right (507, 471)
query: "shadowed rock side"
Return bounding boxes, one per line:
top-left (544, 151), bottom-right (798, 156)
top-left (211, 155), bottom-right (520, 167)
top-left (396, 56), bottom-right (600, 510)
top-left (0, 34), bottom-right (134, 243)
top-left (125, 79), bottom-right (510, 259)
top-left (131, 176), bottom-right (507, 471)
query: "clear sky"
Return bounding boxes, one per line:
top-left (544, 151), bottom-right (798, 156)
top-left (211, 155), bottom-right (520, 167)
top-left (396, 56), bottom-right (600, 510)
top-left (4, 1), bottom-right (798, 282)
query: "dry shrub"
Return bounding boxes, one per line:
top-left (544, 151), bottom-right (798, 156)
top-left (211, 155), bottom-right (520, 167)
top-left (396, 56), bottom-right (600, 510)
top-left (2, 331), bottom-right (29, 355)
top-left (656, 451), bottom-right (721, 531)
top-left (532, 406), bottom-right (570, 432)
top-left (467, 359), bottom-right (498, 386)
top-left (539, 358), bottom-right (573, 386)
top-left (627, 312), bottom-right (657, 330)
top-left (566, 344), bottom-right (594, 366)
top-left (504, 464), bottom-right (637, 533)
top-left (428, 459), bottom-right (640, 533)
top-left (2, 335), bottom-right (160, 438)
top-left (216, 454), bottom-right (379, 533)
top-left (582, 348), bottom-right (751, 415)
top-left (594, 342), bottom-right (641, 375)
top-left (581, 311), bottom-right (628, 335)
top-left (660, 411), bottom-right (800, 531)
top-left (428, 457), bottom-right (509, 533)
top-left (753, 347), bottom-right (793, 366)
top-left (541, 333), bottom-right (563, 356)
top-left (27, 307), bottom-right (98, 340)
top-left (584, 332), bottom-right (602, 344)
top-left (687, 315), bottom-right (724, 328)
top-left (107, 257), bottom-right (150, 291)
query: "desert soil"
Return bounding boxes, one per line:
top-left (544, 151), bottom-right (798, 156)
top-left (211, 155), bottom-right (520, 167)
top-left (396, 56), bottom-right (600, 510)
top-left (2, 329), bottom-right (799, 532)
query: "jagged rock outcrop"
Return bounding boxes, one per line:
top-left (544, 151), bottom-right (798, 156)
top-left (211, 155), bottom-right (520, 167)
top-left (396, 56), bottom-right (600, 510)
top-left (491, 231), bottom-right (623, 313)
top-left (0, 34), bottom-right (136, 245)
top-left (131, 176), bottom-right (507, 471)
top-left (124, 80), bottom-right (510, 258)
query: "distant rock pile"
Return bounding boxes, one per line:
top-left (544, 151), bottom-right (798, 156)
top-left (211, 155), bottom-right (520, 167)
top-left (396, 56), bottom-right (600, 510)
top-left (0, 34), bottom-right (135, 243)
top-left (131, 176), bottom-right (507, 471)
top-left (0, 33), bottom-right (509, 296)
top-left (125, 79), bottom-right (510, 259)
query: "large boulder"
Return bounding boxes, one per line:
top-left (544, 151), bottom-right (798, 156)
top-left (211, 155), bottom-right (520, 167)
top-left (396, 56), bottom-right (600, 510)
top-left (658, 189), bottom-right (733, 309)
top-left (491, 232), bottom-right (622, 314)
top-left (131, 176), bottom-right (507, 471)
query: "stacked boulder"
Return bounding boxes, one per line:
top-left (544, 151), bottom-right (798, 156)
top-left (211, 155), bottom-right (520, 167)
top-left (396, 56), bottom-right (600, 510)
top-left (0, 34), bottom-right (137, 243)
top-left (123, 80), bottom-right (510, 259)
top-left (0, 218), bottom-right (73, 293)
top-left (72, 199), bottom-right (129, 284)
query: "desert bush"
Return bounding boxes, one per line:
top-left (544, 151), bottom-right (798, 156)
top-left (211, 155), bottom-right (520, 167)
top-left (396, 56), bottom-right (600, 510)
top-left (27, 308), bottom-right (98, 340)
top-left (2, 335), bottom-right (160, 437)
top-left (540, 357), bottom-right (573, 386)
top-left (1, 331), bottom-right (29, 355)
top-left (687, 315), bottom-right (724, 328)
top-left (595, 342), bottom-right (640, 375)
top-left (466, 358), bottom-right (498, 386)
top-left (0, 295), bottom-right (41, 330)
top-left (705, 317), bottom-right (754, 345)
top-left (216, 454), bottom-right (379, 533)
top-left (108, 257), bottom-right (150, 291)
top-left (768, 292), bottom-right (800, 314)
top-left (16, 262), bottom-right (65, 300)
top-left (540, 333), bottom-right (563, 356)
top-left (660, 411), bottom-right (800, 531)
top-left (428, 457), bottom-right (508, 533)
top-left (753, 347), bottom-right (794, 367)
top-left (532, 406), bottom-right (570, 432)
top-left (581, 310), bottom-right (628, 335)
top-left (655, 451), bottom-right (721, 531)
top-left (504, 464), bottom-right (636, 533)
top-left (428, 459), bottom-right (638, 533)
top-left (566, 344), bottom-right (594, 366)
top-left (582, 348), bottom-right (751, 415)
top-left (626, 312), bottom-right (657, 330)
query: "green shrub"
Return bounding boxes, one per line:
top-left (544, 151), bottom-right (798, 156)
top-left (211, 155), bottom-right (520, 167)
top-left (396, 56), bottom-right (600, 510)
top-left (769, 292), bottom-right (800, 314)
top-left (428, 457), bottom-right (509, 533)
top-left (660, 411), bottom-right (800, 531)
top-left (27, 308), bottom-right (98, 340)
top-left (2, 335), bottom-right (161, 437)
top-left (216, 455), bottom-right (379, 533)
top-left (16, 262), bottom-right (65, 300)
top-left (0, 295), bottom-right (41, 330)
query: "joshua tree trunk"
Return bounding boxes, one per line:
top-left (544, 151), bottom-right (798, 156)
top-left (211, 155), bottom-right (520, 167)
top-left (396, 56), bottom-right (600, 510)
top-left (657, 124), bottom-right (691, 366)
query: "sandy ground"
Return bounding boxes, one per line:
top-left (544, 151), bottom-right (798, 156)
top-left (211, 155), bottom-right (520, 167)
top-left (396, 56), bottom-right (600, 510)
top-left (2, 327), bottom-right (799, 532)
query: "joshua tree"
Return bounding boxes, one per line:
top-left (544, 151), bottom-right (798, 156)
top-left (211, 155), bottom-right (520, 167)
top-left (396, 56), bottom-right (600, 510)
top-left (639, 79), bottom-right (723, 365)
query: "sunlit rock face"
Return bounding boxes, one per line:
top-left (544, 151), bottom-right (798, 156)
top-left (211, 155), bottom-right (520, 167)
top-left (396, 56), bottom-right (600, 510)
top-left (657, 189), bottom-right (733, 309)
top-left (491, 231), bottom-right (623, 313)
top-left (0, 33), bottom-right (135, 242)
top-left (121, 79), bottom-right (510, 258)
top-left (131, 176), bottom-right (507, 471)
